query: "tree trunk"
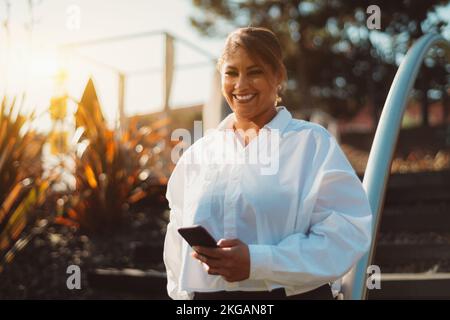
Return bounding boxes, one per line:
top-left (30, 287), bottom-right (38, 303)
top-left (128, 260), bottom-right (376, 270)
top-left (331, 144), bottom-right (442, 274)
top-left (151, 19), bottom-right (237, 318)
top-left (443, 89), bottom-right (449, 124)
top-left (368, 72), bottom-right (380, 129)
top-left (421, 89), bottom-right (429, 127)
top-left (296, 51), bottom-right (313, 112)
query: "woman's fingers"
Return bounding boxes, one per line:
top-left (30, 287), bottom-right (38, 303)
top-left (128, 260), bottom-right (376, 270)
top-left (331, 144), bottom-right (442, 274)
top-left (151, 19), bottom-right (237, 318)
top-left (191, 240), bottom-right (250, 282)
top-left (206, 266), bottom-right (222, 276)
top-left (193, 245), bottom-right (223, 258)
top-left (206, 265), bottom-right (230, 278)
top-left (217, 238), bottom-right (240, 247)
top-left (192, 252), bottom-right (239, 281)
top-left (191, 251), bottom-right (222, 268)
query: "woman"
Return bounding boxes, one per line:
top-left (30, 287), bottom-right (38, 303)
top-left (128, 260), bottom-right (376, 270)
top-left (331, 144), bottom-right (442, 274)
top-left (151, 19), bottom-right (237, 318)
top-left (163, 27), bottom-right (372, 300)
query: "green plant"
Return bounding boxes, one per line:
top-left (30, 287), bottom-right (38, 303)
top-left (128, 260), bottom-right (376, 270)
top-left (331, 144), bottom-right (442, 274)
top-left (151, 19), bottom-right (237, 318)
top-left (61, 79), bottom-right (174, 234)
top-left (0, 97), bottom-right (49, 268)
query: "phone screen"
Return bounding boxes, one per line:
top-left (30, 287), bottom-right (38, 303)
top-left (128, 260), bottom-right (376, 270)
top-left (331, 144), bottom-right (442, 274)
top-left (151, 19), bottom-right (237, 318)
top-left (178, 225), bottom-right (218, 248)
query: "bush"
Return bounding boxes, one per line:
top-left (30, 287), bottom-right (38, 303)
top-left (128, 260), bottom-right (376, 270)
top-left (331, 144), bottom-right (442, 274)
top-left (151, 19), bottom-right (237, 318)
top-left (0, 97), bottom-right (49, 269)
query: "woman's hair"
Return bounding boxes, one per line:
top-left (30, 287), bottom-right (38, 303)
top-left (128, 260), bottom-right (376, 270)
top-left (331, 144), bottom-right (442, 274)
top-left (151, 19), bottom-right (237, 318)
top-left (217, 27), bottom-right (287, 91)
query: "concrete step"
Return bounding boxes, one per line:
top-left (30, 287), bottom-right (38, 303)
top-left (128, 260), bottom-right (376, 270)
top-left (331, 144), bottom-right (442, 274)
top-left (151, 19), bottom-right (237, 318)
top-left (384, 187), bottom-right (450, 205)
top-left (380, 203), bottom-right (450, 232)
top-left (374, 243), bottom-right (450, 266)
top-left (367, 273), bottom-right (450, 299)
top-left (386, 171), bottom-right (450, 189)
top-left (87, 268), bottom-right (169, 299)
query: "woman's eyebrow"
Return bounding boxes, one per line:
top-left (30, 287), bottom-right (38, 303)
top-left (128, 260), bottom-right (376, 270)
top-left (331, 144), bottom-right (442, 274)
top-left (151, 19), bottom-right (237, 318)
top-left (225, 65), bottom-right (261, 71)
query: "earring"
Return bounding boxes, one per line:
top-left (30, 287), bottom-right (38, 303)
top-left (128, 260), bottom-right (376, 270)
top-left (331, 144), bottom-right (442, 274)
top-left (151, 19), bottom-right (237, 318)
top-left (274, 94), bottom-right (282, 106)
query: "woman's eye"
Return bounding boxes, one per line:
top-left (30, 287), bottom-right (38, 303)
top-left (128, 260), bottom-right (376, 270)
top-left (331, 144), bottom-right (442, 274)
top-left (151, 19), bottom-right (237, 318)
top-left (225, 71), bottom-right (238, 76)
top-left (248, 70), bottom-right (263, 75)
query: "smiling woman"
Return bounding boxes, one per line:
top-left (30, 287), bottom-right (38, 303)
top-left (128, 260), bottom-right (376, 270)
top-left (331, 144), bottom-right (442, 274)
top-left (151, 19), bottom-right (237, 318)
top-left (163, 27), bottom-right (372, 301)
top-left (218, 28), bottom-right (287, 135)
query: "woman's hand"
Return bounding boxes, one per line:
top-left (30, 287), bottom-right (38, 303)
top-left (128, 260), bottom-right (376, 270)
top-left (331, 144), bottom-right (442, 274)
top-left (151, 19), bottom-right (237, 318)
top-left (191, 238), bottom-right (250, 282)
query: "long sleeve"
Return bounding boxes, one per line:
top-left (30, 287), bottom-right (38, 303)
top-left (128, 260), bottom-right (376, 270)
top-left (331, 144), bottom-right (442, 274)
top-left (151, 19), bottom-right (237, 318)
top-left (248, 130), bottom-right (372, 290)
top-left (163, 156), bottom-right (194, 300)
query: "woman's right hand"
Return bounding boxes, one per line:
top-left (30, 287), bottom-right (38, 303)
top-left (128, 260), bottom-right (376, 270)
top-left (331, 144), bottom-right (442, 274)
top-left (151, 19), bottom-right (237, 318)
top-left (191, 238), bottom-right (250, 282)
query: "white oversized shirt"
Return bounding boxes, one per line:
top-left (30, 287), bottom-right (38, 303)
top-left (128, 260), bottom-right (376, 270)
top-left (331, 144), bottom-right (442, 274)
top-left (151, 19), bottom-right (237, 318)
top-left (163, 106), bottom-right (372, 300)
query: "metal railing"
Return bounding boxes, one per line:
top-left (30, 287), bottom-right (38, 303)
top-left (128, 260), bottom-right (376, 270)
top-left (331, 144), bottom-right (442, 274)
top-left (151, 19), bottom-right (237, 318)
top-left (341, 33), bottom-right (450, 300)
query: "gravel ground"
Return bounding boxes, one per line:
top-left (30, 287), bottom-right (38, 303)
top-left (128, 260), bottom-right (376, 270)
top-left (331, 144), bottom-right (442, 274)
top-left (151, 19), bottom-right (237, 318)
top-left (379, 260), bottom-right (450, 273)
top-left (376, 232), bottom-right (450, 273)
top-left (0, 207), bottom-right (168, 299)
top-left (378, 232), bottom-right (450, 245)
top-left (341, 145), bottom-right (450, 174)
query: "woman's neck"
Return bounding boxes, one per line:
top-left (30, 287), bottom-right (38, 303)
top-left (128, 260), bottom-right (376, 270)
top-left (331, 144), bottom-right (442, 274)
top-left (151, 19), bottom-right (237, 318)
top-left (233, 107), bottom-right (277, 133)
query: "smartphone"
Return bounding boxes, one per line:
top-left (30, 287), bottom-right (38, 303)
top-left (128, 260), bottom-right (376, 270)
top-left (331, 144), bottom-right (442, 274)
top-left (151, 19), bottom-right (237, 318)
top-left (178, 225), bottom-right (218, 248)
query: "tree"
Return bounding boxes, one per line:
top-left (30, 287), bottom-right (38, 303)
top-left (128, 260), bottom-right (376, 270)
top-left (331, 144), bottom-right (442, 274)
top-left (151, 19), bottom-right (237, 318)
top-left (190, 0), bottom-right (450, 125)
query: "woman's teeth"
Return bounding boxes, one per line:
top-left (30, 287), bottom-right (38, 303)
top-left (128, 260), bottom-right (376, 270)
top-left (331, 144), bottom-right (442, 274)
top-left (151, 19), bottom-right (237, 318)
top-left (234, 94), bottom-right (256, 103)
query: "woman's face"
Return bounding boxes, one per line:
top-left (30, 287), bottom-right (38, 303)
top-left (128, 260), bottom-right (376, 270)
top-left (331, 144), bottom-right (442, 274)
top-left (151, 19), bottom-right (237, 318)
top-left (220, 47), bottom-right (280, 120)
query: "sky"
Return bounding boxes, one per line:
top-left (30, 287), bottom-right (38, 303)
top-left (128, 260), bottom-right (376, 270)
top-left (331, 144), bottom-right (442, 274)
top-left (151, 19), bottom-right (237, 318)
top-left (0, 0), bottom-right (228, 130)
top-left (2, 1), bottom-right (450, 132)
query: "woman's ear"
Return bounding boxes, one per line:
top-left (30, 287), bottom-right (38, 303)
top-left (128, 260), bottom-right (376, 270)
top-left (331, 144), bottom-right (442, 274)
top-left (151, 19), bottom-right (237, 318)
top-left (276, 72), bottom-right (284, 89)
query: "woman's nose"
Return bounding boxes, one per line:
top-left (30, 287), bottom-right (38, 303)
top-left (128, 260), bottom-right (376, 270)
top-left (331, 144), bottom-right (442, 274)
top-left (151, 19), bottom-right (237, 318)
top-left (235, 75), bottom-right (250, 89)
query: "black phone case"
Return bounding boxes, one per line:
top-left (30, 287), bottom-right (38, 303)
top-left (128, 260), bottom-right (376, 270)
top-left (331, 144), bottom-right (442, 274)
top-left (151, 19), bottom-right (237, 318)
top-left (178, 225), bottom-right (218, 248)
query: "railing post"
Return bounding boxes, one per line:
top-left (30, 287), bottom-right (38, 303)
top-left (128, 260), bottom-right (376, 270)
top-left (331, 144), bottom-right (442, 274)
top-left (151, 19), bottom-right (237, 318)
top-left (118, 72), bottom-right (127, 133)
top-left (341, 33), bottom-right (450, 300)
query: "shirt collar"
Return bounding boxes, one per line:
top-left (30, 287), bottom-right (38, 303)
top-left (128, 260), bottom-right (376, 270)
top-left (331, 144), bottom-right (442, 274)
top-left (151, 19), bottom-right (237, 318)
top-left (216, 106), bottom-right (292, 133)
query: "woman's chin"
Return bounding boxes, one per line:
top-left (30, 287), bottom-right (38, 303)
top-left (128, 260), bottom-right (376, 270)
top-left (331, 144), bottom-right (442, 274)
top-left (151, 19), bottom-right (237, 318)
top-left (233, 108), bottom-right (256, 119)
top-left (232, 102), bottom-right (257, 114)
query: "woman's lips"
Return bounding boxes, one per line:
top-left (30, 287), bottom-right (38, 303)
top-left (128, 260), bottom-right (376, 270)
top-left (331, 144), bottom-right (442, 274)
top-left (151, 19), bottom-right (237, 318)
top-left (233, 93), bottom-right (257, 103)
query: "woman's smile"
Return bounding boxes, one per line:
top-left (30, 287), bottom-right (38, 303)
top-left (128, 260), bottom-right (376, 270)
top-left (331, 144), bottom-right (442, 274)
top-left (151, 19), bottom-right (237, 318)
top-left (233, 93), bottom-right (258, 103)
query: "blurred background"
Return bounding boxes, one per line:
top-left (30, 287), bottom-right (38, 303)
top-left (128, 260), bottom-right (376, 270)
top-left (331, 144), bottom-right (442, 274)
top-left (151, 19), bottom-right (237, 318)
top-left (1, 0), bottom-right (450, 299)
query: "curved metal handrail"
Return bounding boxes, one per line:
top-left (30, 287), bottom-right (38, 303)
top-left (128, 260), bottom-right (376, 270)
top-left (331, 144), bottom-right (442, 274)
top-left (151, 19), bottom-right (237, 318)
top-left (341, 33), bottom-right (450, 300)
